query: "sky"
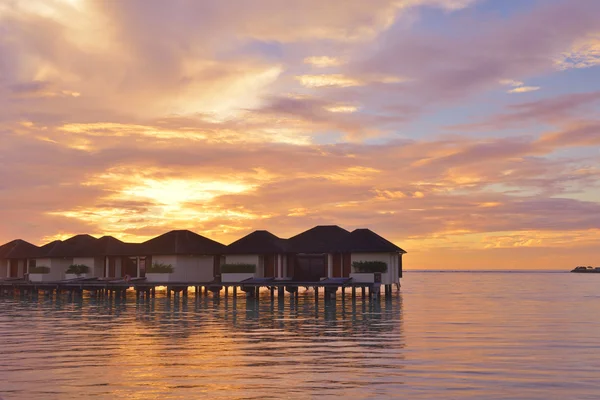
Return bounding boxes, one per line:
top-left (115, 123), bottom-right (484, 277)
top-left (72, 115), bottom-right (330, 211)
top-left (1, 0), bottom-right (599, 269)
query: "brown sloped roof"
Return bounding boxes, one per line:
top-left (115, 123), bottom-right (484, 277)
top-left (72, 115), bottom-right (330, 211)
top-left (37, 240), bottom-right (62, 257)
top-left (140, 230), bottom-right (225, 255)
top-left (43, 234), bottom-right (98, 258)
top-left (73, 235), bottom-right (140, 257)
top-left (0, 239), bottom-right (39, 259)
top-left (286, 225), bottom-right (350, 253)
top-left (225, 230), bottom-right (287, 254)
top-left (334, 229), bottom-right (406, 253)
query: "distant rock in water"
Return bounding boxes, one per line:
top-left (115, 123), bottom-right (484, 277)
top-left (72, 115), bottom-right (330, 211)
top-left (571, 266), bottom-right (600, 273)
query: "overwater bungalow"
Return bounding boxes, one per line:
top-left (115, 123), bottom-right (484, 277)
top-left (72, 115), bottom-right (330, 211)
top-left (33, 235), bottom-right (98, 281)
top-left (70, 235), bottom-right (140, 278)
top-left (0, 225), bottom-right (405, 286)
top-left (334, 228), bottom-right (405, 285)
top-left (284, 225), bottom-right (351, 281)
top-left (223, 230), bottom-right (288, 279)
top-left (139, 230), bottom-right (226, 282)
top-left (284, 225), bottom-right (405, 284)
top-left (0, 239), bottom-right (39, 279)
top-left (222, 225), bottom-right (406, 285)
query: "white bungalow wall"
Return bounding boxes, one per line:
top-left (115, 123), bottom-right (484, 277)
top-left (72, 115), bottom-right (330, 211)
top-left (35, 258), bottom-right (73, 281)
top-left (224, 255), bottom-right (261, 277)
top-left (73, 257), bottom-right (105, 278)
top-left (153, 255), bottom-right (215, 282)
top-left (350, 252), bottom-right (400, 285)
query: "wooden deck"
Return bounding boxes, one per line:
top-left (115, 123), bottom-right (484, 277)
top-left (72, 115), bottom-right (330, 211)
top-left (0, 276), bottom-right (398, 302)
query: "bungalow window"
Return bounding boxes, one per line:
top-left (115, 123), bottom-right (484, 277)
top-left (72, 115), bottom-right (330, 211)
top-left (27, 259), bottom-right (36, 273)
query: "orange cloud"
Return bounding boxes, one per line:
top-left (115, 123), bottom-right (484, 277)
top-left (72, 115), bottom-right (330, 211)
top-left (1, 0), bottom-right (599, 271)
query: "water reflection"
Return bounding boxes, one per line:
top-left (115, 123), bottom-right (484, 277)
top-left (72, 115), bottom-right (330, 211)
top-left (3, 273), bottom-right (600, 399)
top-left (2, 289), bottom-right (405, 400)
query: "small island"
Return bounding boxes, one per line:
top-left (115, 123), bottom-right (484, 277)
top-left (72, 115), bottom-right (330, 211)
top-left (571, 266), bottom-right (600, 273)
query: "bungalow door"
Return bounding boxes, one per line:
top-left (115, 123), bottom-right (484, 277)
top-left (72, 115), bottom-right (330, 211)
top-left (286, 254), bottom-right (295, 277)
top-left (139, 256), bottom-right (150, 278)
top-left (213, 255), bottom-right (221, 278)
top-left (342, 253), bottom-right (351, 277)
top-left (123, 257), bottom-right (138, 277)
top-left (264, 254), bottom-right (275, 278)
top-left (332, 254), bottom-right (342, 277)
top-left (295, 255), bottom-right (326, 282)
top-left (108, 258), bottom-right (116, 278)
top-left (9, 260), bottom-right (19, 278)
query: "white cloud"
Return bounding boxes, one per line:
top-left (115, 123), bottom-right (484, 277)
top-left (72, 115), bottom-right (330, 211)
top-left (296, 73), bottom-right (408, 88)
top-left (325, 105), bottom-right (359, 113)
top-left (500, 79), bottom-right (524, 87)
top-left (296, 74), bottom-right (363, 88)
top-left (500, 79), bottom-right (540, 94)
top-left (507, 86), bottom-right (541, 94)
top-left (556, 34), bottom-right (600, 70)
top-left (304, 56), bottom-right (343, 68)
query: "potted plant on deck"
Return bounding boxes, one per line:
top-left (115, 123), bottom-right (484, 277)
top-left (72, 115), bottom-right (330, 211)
top-left (220, 263), bottom-right (256, 282)
top-left (29, 266), bottom-right (51, 282)
top-left (145, 262), bottom-right (175, 283)
top-left (350, 261), bottom-right (387, 283)
top-left (65, 264), bottom-right (90, 280)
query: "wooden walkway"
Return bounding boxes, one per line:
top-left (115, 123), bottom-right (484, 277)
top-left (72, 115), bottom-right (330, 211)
top-left (0, 277), bottom-right (397, 302)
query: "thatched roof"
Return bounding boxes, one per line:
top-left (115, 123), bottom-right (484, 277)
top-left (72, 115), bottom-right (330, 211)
top-left (42, 234), bottom-right (98, 258)
top-left (335, 229), bottom-right (406, 253)
top-left (140, 230), bottom-right (225, 255)
top-left (0, 239), bottom-right (39, 259)
top-left (286, 225), bottom-right (350, 253)
top-left (37, 240), bottom-right (62, 257)
top-left (0, 226), bottom-right (406, 259)
top-left (225, 230), bottom-right (287, 254)
top-left (72, 235), bottom-right (139, 257)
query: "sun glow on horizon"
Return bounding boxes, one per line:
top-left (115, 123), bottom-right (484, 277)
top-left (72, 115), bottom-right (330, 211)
top-left (2, 0), bottom-right (600, 269)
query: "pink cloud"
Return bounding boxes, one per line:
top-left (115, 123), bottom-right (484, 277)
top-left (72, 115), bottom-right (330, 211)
top-left (354, 1), bottom-right (600, 102)
top-left (1, 0), bottom-right (600, 269)
top-left (449, 91), bottom-right (600, 132)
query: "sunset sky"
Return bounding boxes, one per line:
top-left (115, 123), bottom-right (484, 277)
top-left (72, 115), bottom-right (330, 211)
top-left (1, 0), bottom-right (599, 269)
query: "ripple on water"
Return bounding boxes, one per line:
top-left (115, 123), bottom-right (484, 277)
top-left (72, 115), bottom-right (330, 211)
top-left (1, 272), bottom-right (600, 399)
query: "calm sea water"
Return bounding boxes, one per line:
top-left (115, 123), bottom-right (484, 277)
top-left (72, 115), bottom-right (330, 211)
top-left (1, 272), bottom-right (599, 399)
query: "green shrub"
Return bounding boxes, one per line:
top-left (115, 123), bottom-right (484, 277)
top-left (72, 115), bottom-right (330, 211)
top-left (147, 262), bottom-right (174, 273)
top-left (30, 266), bottom-right (50, 274)
top-left (220, 263), bottom-right (256, 273)
top-left (352, 261), bottom-right (388, 273)
top-left (66, 264), bottom-right (90, 275)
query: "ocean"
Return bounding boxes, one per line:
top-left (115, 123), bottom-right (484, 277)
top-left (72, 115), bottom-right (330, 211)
top-left (1, 271), bottom-right (599, 399)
